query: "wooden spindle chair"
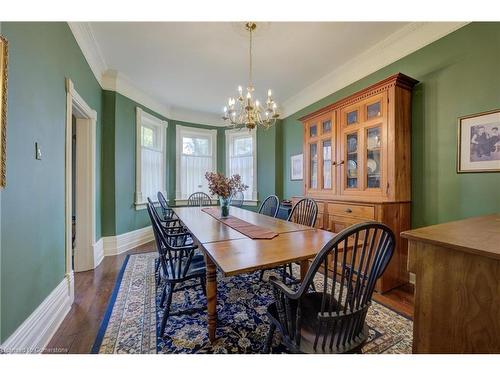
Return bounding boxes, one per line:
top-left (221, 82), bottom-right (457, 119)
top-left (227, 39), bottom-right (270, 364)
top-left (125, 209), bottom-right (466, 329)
top-left (287, 198), bottom-right (318, 227)
top-left (277, 198), bottom-right (318, 284)
top-left (157, 191), bottom-right (175, 220)
top-left (149, 196), bottom-right (182, 282)
top-left (147, 203), bottom-right (206, 337)
top-left (258, 195), bottom-right (308, 282)
top-left (264, 222), bottom-right (395, 353)
top-left (231, 191), bottom-right (245, 208)
top-left (187, 191), bottom-right (212, 207)
top-left (258, 195), bottom-right (279, 217)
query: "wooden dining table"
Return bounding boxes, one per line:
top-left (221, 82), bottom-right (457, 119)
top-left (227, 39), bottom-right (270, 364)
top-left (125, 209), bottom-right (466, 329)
top-left (172, 206), bottom-right (337, 343)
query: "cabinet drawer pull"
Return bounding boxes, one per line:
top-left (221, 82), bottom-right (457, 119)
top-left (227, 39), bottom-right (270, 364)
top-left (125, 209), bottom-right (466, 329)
top-left (337, 160), bottom-right (345, 167)
top-left (345, 208), bottom-right (352, 213)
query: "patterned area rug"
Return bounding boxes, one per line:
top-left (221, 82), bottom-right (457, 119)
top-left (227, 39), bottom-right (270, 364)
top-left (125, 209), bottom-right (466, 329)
top-left (92, 252), bottom-right (412, 354)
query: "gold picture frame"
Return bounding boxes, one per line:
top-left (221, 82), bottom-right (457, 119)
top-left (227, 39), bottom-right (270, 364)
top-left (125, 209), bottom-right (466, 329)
top-left (457, 109), bottom-right (500, 173)
top-left (0, 35), bottom-right (7, 187)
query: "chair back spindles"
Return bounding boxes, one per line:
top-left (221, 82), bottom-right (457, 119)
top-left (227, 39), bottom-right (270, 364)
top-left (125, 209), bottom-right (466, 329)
top-left (147, 202), bottom-right (198, 282)
top-left (258, 195), bottom-right (279, 217)
top-left (231, 191), bottom-right (244, 208)
top-left (268, 222), bottom-right (395, 353)
top-left (157, 191), bottom-right (174, 220)
top-left (287, 198), bottom-right (318, 227)
top-left (187, 192), bottom-right (212, 207)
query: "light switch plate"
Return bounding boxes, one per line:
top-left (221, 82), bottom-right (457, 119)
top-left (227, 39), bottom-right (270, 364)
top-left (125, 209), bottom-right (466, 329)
top-left (35, 142), bottom-right (42, 160)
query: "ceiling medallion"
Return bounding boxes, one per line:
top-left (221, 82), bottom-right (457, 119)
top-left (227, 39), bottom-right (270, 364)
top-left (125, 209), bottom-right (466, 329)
top-left (222, 22), bottom-right (279, 130)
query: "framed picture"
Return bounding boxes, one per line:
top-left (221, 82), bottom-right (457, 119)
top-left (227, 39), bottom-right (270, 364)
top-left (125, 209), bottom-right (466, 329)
top-left (290, 153), bottom-right (303, 181)
top-left (0, 36), bottom-right (7, 187)
top-left (457, 109), bottom-right (500, 173)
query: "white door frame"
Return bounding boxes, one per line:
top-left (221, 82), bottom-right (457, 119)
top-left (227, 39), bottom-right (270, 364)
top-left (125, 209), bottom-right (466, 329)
top-left (65, 78), bottom-right (98, 280)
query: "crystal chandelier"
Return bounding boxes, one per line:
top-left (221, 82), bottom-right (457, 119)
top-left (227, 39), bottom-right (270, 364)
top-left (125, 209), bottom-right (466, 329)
top-left (222, 22), bottom-right (279, 130)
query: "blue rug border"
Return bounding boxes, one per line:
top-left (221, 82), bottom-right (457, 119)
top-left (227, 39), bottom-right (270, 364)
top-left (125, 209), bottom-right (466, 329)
top-left (90, 254), bottom-right (131, 354)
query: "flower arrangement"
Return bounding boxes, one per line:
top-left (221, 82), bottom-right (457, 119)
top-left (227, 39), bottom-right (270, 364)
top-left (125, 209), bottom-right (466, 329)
top-left (205, 172), bottom-right (248, 199)
top-left (205, 172), bottom-right (248, 217)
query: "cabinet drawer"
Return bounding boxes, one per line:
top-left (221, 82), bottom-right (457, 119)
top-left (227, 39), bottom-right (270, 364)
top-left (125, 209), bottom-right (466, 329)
top-left (327, 215), bottom-right (365, 233)
top-left (327, 203), bottom-right (375, 220)
top-left (316, 202), bottom-right (326, 213)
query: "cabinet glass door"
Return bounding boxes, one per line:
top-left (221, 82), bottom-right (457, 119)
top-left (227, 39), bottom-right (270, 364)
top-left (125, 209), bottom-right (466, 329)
top-left (322, 140), bottom-right (332, 189)
top-left (310, 143), bottom-right (318, 189)
top-left (309, 123), bottom-right (318, 138)
top-left (346, 132), bottom-right (358, 189)
top-left (366, 126), bottom-right (381, 188)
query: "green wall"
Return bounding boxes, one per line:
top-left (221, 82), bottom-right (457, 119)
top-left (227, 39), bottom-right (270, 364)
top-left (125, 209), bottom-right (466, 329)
top-left (0, 22), bottom-right (102, 341)
top-left (281, 22), bottom-right (500, 227)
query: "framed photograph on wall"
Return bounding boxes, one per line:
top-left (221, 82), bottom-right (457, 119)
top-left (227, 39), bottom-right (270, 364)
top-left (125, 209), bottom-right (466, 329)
top-left (290, 153), bottom-right (303, 181)
top-left (457, 109), bottom-right (500, 173)
top-left (0, 35), bottom-right (8, 188)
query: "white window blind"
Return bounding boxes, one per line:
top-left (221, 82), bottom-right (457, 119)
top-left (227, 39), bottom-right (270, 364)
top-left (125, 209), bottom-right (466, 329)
top-left (226, 129), bottom-right (257, 201)
top-left (176, 126), bottom-right (217, 200)
top-left (135, 108), bottom-right (167, 207)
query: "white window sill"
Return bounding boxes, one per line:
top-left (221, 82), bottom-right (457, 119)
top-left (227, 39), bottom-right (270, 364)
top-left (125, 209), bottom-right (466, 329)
top-left (134, 200), bottom-right (159, 211)
top-left (173, 199), bottom-right (259, 207)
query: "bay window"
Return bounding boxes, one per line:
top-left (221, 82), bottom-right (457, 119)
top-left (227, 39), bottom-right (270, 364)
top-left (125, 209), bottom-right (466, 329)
top-left (135, 107), bottom-right (167, 208)
top-left (225, 128), bottom-right (257, 202)
top-left (176, 125), bottom-right (217, 201)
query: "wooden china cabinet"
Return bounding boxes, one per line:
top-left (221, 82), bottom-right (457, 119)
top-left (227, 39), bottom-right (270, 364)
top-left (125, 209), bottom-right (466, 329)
top-left (293, 73), bottom-right (418, 293)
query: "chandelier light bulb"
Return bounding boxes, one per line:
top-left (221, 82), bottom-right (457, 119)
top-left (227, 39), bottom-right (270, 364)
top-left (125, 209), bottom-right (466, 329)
top-left (268, 89), bottom-right (272, 97)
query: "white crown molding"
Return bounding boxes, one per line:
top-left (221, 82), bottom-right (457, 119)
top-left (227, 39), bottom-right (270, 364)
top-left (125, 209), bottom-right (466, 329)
top-left (68, 22), bottom-right (107, 84)
top-left (170, 106), bottom-right (226, 127)
top-left (281, 22), bottom-right (469, 118)
top-left (0, 272), bottom-right (74, 353)
top-left (102, 69), bottom-right (172, 119)
top-left (103, 226), bottom-right (154, 257)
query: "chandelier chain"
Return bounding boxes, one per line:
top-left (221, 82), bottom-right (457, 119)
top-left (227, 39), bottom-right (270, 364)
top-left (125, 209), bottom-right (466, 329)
top-left (248, 24), bottom-right (253, 87)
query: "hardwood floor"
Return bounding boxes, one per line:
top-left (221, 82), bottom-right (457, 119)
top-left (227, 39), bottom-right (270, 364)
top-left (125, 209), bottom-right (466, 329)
top-left (45, 242), bottom-right (155, 354)
top-left (45, 241), bottom-right (414, 354)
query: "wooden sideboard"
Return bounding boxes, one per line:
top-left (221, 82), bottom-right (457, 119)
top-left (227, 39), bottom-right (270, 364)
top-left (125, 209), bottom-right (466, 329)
top-left (294, 73), bottom-right (418, 293)
top-left (402, 214), bottom-right (500, 353)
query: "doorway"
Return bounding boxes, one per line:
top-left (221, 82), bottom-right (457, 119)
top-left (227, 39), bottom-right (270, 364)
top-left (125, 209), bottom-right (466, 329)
top-left (65, 78), bottom-right (98, 275)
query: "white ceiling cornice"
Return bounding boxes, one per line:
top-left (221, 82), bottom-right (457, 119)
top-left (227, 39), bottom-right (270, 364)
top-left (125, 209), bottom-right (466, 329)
top-left (68, 22), bottom-right (108, 83)
top-left (170, 106), bottom-right (226, 127)
top-left (101, 69), bottom-right (172, 119)
top-left (280, 22), bottom-right (469, 118)
top-left (68, 21), bottom-right (226, 126)
top-left (69, 22), bottom-right (469, 124)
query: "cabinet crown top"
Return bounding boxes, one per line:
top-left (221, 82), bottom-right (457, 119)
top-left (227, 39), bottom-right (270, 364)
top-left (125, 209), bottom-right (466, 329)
top-left (298, 73), bottom-right (419, 122)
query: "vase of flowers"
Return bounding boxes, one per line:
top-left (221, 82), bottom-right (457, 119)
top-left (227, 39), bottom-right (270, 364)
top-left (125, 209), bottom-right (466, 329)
top-left (205, 172), bottom-right (248, 218)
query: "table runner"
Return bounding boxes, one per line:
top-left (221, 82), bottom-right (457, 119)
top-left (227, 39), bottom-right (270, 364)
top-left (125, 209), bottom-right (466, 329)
top-left (201, 208), bottom-right (278, 240)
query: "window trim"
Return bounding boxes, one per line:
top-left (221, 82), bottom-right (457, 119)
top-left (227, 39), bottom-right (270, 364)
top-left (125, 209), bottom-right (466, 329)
top-left (225, 128), bottom-right (258, 205)
top-left (135, 107), bottom-right (168, 210)
top-left (175, 124), bottom-right (218, 202)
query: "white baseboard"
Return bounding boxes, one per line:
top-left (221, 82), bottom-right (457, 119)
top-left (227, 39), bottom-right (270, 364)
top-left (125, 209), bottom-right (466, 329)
top-left (93, 237), bottom-right (104, 268)
top-left (103, 226), bottom-right (153, 257)
top-left (0, 272), bottom-right (74, 353)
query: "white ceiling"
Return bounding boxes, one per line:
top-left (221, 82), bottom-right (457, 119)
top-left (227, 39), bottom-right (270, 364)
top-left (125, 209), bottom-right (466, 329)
top-left (72, 22), bottom-right (467, 124)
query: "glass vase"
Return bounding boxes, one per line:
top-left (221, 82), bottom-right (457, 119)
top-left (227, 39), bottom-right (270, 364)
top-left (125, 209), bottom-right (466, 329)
top-left (219, 196), bottom-right (231, 218)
